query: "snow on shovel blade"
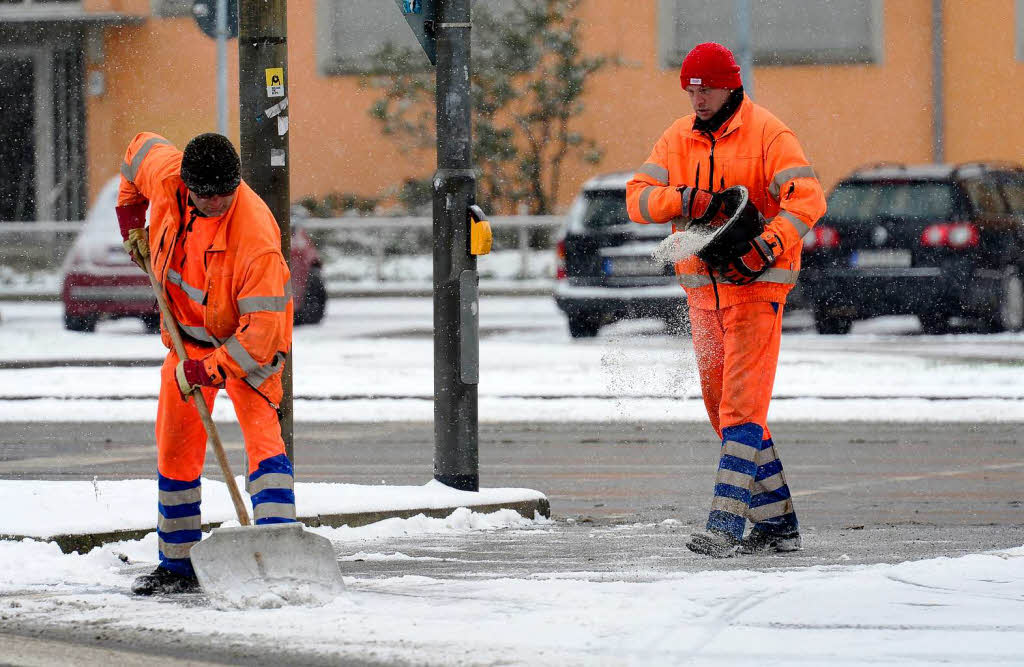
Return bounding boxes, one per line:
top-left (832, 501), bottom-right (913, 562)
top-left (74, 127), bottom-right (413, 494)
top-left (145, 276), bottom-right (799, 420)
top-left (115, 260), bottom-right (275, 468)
top-left (190, 522), bottom-right (344, 609)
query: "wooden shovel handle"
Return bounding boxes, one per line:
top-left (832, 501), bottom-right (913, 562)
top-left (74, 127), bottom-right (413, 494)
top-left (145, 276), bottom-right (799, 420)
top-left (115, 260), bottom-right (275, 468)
top-left (143, 256), bottom-right (251, 526)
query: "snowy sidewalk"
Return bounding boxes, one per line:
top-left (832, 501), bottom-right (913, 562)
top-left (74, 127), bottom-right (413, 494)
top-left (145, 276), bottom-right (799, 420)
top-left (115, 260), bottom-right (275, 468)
top-left (1, 478), bottom-right (548, 553)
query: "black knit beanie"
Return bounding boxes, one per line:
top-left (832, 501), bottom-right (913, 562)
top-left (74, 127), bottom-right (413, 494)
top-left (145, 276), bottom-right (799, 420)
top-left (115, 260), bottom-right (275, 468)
top-left (180, 133), bottom-right (241, 196)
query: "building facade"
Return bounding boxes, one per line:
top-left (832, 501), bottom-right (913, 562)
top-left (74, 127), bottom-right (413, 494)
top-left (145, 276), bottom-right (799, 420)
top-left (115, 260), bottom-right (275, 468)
top-left (1, 0), bottom-right (1023, 219)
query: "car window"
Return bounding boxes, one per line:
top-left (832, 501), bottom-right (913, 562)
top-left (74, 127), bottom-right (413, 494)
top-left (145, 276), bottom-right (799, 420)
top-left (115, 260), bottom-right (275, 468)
top-left (962, 177), bottom-right (1009, 216)
top-left (996, 172), bottom-right (1024, 214)
top-left (577, 190), bottom-right (629, 229)
top-left (826, 181), bottom-right (957, 223)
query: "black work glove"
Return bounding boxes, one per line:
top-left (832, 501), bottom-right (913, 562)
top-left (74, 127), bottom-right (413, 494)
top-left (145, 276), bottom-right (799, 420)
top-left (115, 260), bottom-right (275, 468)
top-left (714, 231), bottom-right (783, 285)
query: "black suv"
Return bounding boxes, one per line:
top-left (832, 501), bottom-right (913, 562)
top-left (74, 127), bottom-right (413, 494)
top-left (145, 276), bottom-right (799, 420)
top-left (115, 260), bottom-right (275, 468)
top-left (553, 172), bottom-right (686, 338)
top-left (801, 163), bottom-right (1024, 334)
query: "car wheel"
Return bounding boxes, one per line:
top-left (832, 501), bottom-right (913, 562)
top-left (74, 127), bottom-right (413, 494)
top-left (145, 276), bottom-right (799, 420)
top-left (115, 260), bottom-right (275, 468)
top-left (918, 312), bottom-right (950, 335)
top-left (567, 312), bottom-right (601, 338)
top-left (984, 266), bottom-right (1024, 333)
top-left (294, 267), bottom-right (327, 326)
top-left (140, 313), bottom-right (161, 334)
top-left (64, 313), bottom-right (98, 332)
top-left (813, 308), bottom-right (852, 335)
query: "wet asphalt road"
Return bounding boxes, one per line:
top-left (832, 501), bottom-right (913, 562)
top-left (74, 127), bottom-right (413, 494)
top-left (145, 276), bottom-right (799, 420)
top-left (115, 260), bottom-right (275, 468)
top-left (1, 419), bottom-right (1023, 665)
top-left (2, 419), bottom-right (1023, 566)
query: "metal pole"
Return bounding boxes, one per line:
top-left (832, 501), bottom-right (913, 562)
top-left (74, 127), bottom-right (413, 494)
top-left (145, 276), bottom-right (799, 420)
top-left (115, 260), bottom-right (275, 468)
top-left (238, 0), bottom-right (293, 462)
top-left (433, 0), bottom-right (479, 491)
top-left (931, 0), bottom-right (945, 162)
top-left (735, 0), bottom-right (754, 97)
top-left (216, 0), bottom-right (228, 134)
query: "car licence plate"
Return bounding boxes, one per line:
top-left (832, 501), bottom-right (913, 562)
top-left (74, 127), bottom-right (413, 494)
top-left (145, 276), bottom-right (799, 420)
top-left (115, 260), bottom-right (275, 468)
top-left (850, 249), bottom-right (912, 268)
top-left (604, 257), bottom-right (660, 276)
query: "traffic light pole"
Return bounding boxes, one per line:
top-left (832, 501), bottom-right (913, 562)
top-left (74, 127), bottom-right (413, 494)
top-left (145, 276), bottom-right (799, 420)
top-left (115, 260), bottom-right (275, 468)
top-left (237, 0), bottom-right (293, 462)
top-left (432, 0), bottom-right (479, 491)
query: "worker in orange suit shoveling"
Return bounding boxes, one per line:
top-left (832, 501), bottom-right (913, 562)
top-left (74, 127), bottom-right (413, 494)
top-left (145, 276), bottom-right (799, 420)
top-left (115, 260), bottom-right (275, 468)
top-left (117, 131), bottom-right (343, 606)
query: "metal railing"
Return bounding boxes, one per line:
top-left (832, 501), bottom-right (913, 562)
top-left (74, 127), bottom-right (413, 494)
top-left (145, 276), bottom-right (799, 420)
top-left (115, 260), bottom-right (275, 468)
top-left (0, 215), bottom-right (565, 295)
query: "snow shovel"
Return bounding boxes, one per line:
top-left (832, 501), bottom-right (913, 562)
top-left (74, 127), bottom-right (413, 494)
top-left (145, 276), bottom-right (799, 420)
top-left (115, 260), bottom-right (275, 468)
top-left (143, 256), bottom-right (344, 607)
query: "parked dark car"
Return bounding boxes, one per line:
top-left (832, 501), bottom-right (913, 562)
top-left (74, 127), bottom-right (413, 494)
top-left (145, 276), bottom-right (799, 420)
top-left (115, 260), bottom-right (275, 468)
top-left (553, 171), bottom-right (686, 338)
top-left (62, 177), bottom-right (327, 332)
top-left (801, 163), bottom-right (1024, 334)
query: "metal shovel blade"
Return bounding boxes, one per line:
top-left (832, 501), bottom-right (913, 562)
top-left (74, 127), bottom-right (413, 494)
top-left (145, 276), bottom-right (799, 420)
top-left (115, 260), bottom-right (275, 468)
top-left (190, 522), bottom-right (345, 609)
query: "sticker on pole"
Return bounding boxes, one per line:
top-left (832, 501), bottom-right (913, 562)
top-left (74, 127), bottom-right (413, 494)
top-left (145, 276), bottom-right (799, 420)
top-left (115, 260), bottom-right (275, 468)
top-left (265, 68), bottom-right (285, 97)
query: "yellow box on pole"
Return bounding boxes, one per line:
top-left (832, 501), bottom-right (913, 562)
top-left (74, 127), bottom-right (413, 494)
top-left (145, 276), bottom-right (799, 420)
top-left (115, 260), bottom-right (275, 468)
top-left (469, 204), bottom-right (492, 256)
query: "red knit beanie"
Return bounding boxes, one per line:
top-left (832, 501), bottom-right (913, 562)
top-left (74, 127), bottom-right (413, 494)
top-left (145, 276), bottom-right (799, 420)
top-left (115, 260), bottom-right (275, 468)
top-left (679, 42), bottom-right (742, 90)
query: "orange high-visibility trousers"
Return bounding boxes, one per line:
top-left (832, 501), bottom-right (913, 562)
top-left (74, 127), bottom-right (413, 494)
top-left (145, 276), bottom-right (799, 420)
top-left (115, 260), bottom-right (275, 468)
top-left (689, 301), bottom-right (797, 540)
top-left (156, 342), bottom-right (287, 480)
top-left (689, 301), bottom-right (782, 437)
top-left (153, 341), bottom-right (294, 576)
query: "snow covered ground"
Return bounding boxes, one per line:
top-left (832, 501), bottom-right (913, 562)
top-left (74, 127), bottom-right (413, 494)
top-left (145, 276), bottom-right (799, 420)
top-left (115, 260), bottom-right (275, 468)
top-left (1, 297), bottom-right (1023, 665)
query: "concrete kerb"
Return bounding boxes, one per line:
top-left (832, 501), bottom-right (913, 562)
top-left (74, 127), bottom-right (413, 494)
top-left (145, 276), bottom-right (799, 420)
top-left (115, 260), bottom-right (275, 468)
top-left (2, 497), bottom-right (552, 555)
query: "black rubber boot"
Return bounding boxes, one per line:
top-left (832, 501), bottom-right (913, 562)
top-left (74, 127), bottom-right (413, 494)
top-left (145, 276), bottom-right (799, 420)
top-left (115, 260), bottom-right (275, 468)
top-left (740, 529), bottom-right (802, 554)
top-left (686, 529), bottom-right (741, 558)
top-left (131, 566), bottom-right (200, 596)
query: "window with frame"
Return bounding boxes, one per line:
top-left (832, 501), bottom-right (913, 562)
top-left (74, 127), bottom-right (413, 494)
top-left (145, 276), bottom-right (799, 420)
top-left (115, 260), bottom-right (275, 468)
top-left (995, 172), bottom-right (1024, 214)
top-left (150, 0), bottom-right (193, 18)
top-left (1017, 0), bottom-right (1024, 62)
top-left (317, 0), bottom-right (512, 75)
top-left (658, 0), bottom-right (884, 69)
top-left (963, 178), bottom-right (1009, 216)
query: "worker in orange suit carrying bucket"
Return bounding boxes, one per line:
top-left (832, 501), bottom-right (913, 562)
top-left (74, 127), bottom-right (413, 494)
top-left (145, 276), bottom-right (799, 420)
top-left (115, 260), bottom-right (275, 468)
top-left (626, 43), bottom-right (827, 557)
top-left (118, 131), bottom-right (342, 604)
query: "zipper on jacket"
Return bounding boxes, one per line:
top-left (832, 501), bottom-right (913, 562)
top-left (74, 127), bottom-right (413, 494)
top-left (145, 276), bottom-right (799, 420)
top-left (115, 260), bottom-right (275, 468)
top-left (708, 265), bottom-right (720, 309)
top-left (700, 131), bottom-right (718, 192)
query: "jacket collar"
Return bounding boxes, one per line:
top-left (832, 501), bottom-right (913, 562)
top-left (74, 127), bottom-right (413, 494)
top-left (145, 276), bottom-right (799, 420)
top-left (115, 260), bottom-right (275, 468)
top-left (204, 184), bottom-right (243, 252)
top-left (690, 93), bottom-right (750, 139)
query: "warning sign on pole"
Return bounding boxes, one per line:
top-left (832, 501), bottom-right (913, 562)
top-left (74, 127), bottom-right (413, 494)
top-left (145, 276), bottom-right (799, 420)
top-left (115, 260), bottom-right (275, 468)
top-left (265, 68), bottom-right (284, 97)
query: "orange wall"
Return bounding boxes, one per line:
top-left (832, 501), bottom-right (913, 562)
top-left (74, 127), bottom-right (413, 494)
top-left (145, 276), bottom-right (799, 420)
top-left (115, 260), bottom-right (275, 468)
top-left (85, 0), bottom-right (1024, 210)
top-left (943, 0), bottom-right (1024, 162)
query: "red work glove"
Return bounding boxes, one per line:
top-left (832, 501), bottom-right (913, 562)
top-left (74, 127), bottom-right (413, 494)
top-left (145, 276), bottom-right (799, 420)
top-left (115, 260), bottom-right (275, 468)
top-left (117, 203), bottom-right (150, 270)
top-left (175, 359), bottom-right (218, 397)
top-left (718, 231), bottom-right (784, 285)
top-left (678, 187), bottom-right (714, 220)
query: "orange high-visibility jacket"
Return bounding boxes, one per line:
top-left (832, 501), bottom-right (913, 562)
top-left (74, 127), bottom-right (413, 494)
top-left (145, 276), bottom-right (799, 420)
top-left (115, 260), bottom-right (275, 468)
top-left (626, 95), bottom-right (827, 309)
top-left (117, 132), bottom-right (293, 407)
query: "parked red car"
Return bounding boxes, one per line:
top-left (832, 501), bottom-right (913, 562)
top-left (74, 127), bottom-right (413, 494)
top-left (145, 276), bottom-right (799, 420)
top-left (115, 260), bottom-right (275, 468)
top-left (61, 177), bottom-right (326, 332)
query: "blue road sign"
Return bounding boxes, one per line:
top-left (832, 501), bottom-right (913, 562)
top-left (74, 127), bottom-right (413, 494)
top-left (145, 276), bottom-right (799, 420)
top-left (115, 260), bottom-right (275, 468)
top-left (394, 0), bottom-right (436, 65)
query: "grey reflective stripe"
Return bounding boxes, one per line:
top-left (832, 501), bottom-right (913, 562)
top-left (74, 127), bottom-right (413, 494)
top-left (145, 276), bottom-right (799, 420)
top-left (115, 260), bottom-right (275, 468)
top-left (158, 514), bottom-right (201, 534)
top-left (710, 496), bottom-right (748, 517)
top-left (248, 472), bottom-right (294, 496)
top-left (755, 447), bottom-right (778, 466)
top-left (723, 439), bottom-right (758, 462)
top-left (637, 162), bottom-right (669, 185)
top-left (159, 538), bottom-right (198, 560)
top-left (224, 336), bottom-right (260, 374)
top-left (239, 295), bottom-right (289, 314)
top-left (239, 279), bottom-right (293, 314)
top-left (679, 273), bottom-right (713, 288)
top-left (253, 502), bottom-right (296, 522)
top-left (717, 468), bottom-right (755, 489)
top-left (223, 338), bottom-right (285, 389)
top-left (775, 210), bottom-right (811, 238)
top-left (768, 165), bottom-right (817, 199)
top-left (755, 472), bottom-right (787, 494)
top-left (638, 186), bottom-right (656, 223)
top-left (180, 324), bottom-right (221, 346)
top-left (748, 498), bottom-right (794, 522)
top-left (244, 352), bottom-right (285, 390)
top-left (755, 268), bottom-right (799, 284)
top-left (166, 269), bottom-right (205, 306)
top-left (121, 136), bottom-right (171, 183)
top-left (679, 268), bottom-right (800, 287)
top-left (159, 487), bottom-right (201, 506)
